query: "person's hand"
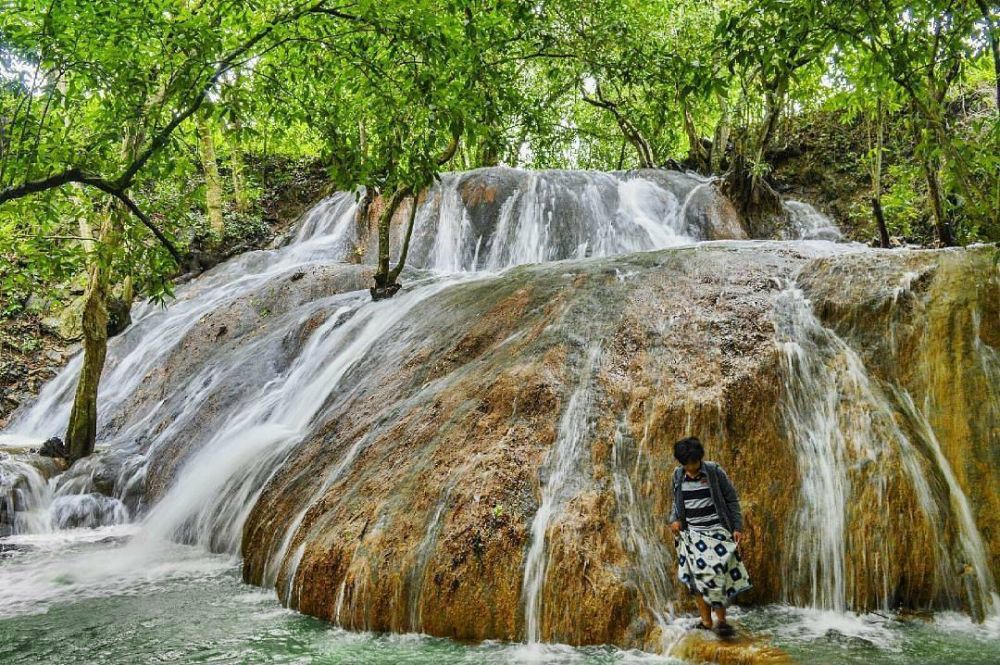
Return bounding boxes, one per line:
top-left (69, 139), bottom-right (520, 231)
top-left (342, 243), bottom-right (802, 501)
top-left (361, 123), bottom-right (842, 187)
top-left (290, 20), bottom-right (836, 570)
top-left (670, 521), bottom-right (682, 535)
top-left (732, 530), bottom-right (745, 545)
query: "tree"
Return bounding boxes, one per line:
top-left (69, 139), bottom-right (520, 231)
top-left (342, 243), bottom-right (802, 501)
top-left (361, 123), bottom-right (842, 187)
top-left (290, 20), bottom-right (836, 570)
top-left (2, 0), bottom-right (998, 463)
top-left (197, 113), bottom-right (226, 241)
top-left (0, 0), bottom-right (331, 458)
top-left (718, 0), bottom-right (835, 227)
top-left (826, 0), bottom-right (993, 245)
top-left (257, 0), bottom-right (543, 298)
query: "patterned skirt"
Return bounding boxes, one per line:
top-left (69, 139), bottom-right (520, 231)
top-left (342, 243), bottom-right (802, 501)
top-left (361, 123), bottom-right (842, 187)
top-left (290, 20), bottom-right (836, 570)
top-left (674, 525), bottom-right (752, 608)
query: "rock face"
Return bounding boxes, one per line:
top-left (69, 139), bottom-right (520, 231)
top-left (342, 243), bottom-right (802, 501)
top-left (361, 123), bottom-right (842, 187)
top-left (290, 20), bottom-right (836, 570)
top-left (794, 247), bottom-right (1000, 618)
top-left (241, 243), bottom-right (800, 647)
top-left (236, 244), bottom-right (999, 649)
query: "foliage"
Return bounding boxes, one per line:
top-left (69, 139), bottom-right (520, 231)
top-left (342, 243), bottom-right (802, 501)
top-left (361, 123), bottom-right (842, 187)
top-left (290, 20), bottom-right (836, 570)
top-left (0, 0), bottom-right (996, 314)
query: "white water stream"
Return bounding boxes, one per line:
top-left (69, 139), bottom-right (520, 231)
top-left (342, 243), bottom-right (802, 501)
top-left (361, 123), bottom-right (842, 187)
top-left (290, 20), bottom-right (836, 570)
top-left (773, 285), bottom-right (997, 617)
top-left (0, 168), bottom-right (716, 606)
top-left (522, 345), bottom-right (600, 643)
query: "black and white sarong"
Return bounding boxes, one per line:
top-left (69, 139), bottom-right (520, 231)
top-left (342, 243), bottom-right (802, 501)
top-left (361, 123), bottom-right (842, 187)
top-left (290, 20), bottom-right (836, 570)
top-left (674, 525), bottom-right (752, 608)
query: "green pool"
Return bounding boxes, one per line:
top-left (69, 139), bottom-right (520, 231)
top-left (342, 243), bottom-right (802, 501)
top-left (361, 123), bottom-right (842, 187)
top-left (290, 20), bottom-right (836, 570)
top-left (1, 527), bottom-right (997, 664)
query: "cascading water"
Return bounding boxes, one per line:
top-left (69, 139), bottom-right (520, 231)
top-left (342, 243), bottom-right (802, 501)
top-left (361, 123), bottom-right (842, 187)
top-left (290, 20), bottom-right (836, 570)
top-left (0, 454), bottom-right (52, 535)
top-left (6, 191), bottom-right (363, 445)
top-left (773, 284), bottom-right (998, 617)
top-left (140, 279), bottom-right (466, 551)
top-left (773, 286), bottom-right (865, 612)
top-left (610, 416), bottom-right (682, 647)
top-left (783, 200), bottom-right (842, 242)
top-left (384, 167), bottom-right (741, 273)
top-left (3, 166), bottom-right (998, 665)
top-left (895, 389), bottom-right (999, 620)
top-left (521, 345), bottom-right (600, 643)
top-left (0, 167), bottom-right (731, 550)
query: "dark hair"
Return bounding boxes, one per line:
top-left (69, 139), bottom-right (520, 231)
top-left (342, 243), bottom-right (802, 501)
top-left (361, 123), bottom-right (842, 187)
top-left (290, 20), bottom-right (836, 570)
top-left (674, 436), bottom-right (704, 464)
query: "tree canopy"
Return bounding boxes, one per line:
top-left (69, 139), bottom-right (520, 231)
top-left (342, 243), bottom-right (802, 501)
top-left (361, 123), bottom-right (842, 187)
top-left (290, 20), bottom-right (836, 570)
top-left (1, 0), bottom-right (997, 308)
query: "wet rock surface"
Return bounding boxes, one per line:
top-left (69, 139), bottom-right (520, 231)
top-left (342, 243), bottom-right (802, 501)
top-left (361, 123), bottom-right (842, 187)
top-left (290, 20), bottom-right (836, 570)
top-left (796, 247), bottom-right (1000, 608)
top-left (237, 244), bottom-right (997, 653)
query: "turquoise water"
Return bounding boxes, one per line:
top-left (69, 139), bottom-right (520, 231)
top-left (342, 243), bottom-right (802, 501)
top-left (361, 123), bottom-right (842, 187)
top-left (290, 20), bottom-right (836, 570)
top-left (0, 568), bottom-right (673, 664)
top-left (736, 606), bottom-right (1000, 665)
top-left (1, 527), bottom-right (998, 664)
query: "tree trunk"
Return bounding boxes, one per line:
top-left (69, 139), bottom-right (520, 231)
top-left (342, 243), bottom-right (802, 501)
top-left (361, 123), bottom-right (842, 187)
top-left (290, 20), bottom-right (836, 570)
top-left (724, 152), bottom-right (783, 232)
top-left (230, 129), bottom-right (249, 215)
top-left (683, 102), bottom-right (710, 174)
top-left (369, 127), bottom-right (460, 300)
top-left (352, 187), bottom-right (373, 262)
top-left (371, 186), bottom-right (409, 300)
top-left (710, 94), bottom-right (731, 175)
top-left (62, 124), bottom-right (143, 461)
top-left (620, 117), bottom-right (655, 169)
top-left (870, 100), bottom-right (890, 248)
top-left (198, 116), bottom-right (225, 238)
top-left (751, 81), bottom-right (786, 190)
top-left (388, 193), bottom-right (419, 284)
top-left (872, 197), bottom-right (890, 248)
top-left (976, 0), bottom-right (1000, 113)
top-left (64, 214), bottom-right (114, 461)
top-left (582, 87), bottom-right (655, 168)
top-left (923, 157), bottom-right (955, 246)
top-left (722, 74), bottom-right (787, 231)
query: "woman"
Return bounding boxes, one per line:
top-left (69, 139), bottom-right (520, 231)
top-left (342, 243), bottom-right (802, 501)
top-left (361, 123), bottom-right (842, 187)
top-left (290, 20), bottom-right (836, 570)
top-left (668, 436), bottom-right (751, 636)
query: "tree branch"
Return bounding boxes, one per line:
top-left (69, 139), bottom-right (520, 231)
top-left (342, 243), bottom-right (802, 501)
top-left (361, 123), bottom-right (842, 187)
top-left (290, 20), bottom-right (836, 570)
top-left (0, 168), bottom-right (86, 204)
top-left (0, 169), bottom-right (181, 263)
top-left (115, 6), bottom-right (311, 189)
top-left (92, 184), bottom-right (183, 264)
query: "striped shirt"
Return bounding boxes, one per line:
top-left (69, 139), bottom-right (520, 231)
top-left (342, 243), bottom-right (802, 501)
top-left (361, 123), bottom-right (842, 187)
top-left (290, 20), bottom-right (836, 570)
top-left (681, 470), bottom-right (721, 528)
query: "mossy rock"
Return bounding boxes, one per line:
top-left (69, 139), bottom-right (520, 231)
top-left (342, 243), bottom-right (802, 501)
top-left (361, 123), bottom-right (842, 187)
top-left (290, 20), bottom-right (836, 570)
top-left (41, 295), bottom-right (86, 342)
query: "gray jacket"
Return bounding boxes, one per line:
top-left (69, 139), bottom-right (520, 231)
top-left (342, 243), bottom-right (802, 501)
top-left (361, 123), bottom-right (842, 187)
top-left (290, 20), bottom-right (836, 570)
top-left (668, 461), bottom-right (743, 532)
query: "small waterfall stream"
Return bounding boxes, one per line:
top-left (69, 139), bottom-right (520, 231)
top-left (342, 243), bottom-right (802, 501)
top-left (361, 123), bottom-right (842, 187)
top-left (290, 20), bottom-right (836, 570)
top-left (610, 416), bottom-right (681, 646)
top-left (391, 168), bottom-right (722, 272)
top-left (773, 284), bottom-right (998, 617)
top-left (521, 345), bottom-right (600, 643)
top-left (6, 191), bottom-right (363, 444)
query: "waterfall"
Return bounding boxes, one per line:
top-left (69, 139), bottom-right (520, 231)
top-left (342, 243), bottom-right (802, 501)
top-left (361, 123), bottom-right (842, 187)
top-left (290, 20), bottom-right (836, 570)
top-left (521, 346), bottom-right (600, 643)
top-left (407, 485), bottom-right (454, 632)
top-left (0, 454), bottom-right (53, 535)
top-left (773, 286), bottom-right (858, 611)
top-left (610, 416), bottom-right (679, 644)
top-left (398, 168), bottom-right (729, 272)
top-left (132, 277), bottom-right (467, 554)
top-left (783, 200), bottom-right (842, 241)
top-left (773, 285), bottom-right (998, 615)
top-left (895, 390), bottom-right (999, 619)
top-left (8, 165), bottom-right (996, 649)
top-left (6, 192), bottom-right (363, 443)
top-left (2, 167), bottom-right (739, 547)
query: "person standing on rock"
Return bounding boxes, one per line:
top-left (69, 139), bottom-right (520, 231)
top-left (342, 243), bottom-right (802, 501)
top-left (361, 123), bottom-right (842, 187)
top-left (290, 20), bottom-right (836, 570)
top-left (668, 436), bottom-right (751, 637)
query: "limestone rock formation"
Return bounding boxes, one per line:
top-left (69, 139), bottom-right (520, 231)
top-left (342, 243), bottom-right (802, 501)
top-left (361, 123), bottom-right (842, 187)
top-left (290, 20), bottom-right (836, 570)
top-left (235, 244), bottom-right (999, 650)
